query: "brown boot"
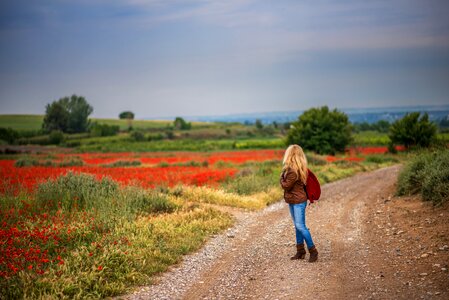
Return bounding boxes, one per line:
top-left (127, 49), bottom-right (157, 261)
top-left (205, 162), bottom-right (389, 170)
top-left (290, 244), bottom-right (306, 260)
top-left (308, 246), bottom-right (318, 262)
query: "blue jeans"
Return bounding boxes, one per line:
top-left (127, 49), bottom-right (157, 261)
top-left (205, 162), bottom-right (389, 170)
top-left (288, 202), bottom-right (315, 249)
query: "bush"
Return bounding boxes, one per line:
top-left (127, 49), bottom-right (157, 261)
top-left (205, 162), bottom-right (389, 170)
top-left (389, 112), bottom-right (437, 149)
top-left (17, 135), bottom-right (51, 145)
top-left (174, 117), bottom-right (191, 130)
top-left (15, 157), bottom-right (84, 167)
top-left (286, 106), bottom-right (352, 155)
top-left (49, 130), bottom-right (64, 145)
top-left (14, 157), bottom-right (39, 167)
top-left (90, 123), bottom-right (120, 137)
top-left (0, 127), bottom-right (19, 144)
top-left (101, 160), bottom-right (142, 167)
top-left (147, 133), bottom-right (164, 141)
top-left (58, 157), bottom-right (84, 167)
top-left (130, 131), bottom-right (145, 141)
top-left (397, 150), bottom-right (449, 205)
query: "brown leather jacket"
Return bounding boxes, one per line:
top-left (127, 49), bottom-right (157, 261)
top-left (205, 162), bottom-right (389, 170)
top-left (280, 168), bottom-right (307, 204)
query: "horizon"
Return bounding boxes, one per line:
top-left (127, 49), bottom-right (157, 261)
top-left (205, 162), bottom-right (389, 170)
top-left (1, 1), bottom-right (449, 119)
top-left (1, 103), bottom-right (448, 122)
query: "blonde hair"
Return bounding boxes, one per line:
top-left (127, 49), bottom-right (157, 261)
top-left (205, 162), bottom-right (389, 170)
top-left (282, 144), bottom-right (308, 184)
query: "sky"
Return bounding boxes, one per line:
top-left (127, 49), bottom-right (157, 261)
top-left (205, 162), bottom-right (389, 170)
top-left (0, 0), bottom-right (449, 119)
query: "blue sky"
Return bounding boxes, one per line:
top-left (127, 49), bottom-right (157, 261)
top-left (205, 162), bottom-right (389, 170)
top-left (0, 0), bottom-right (448, 118)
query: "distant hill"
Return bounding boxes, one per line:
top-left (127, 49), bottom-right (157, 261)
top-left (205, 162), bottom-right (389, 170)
top-left (152, 105), bottom-right (449, 124)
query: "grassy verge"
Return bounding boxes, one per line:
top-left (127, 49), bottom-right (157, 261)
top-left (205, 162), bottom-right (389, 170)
top-left (168, 155), bottom-right (402, 210)
top-left (0, 173), bottom-right (233, 299)
top-left (397, 149), bottom-right (449, 205)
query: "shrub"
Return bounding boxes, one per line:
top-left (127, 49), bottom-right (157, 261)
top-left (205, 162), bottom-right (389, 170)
top-left (147, 133), bottom-right (164, 141)
top-left (14, 157), bottom-right (39, 167)
top-left (0, 127), bottom-right (19, 144)
top-left (58, 157), bottom-right (84, 167)
top-left (286, 106), bottom-right (352, 155)
top-left (397, 150), bottom-right (449, 205)
top-left (174, 117), bottom-right (191, 130)
top-left (101, 160), bottom-right (142, 167)
top-left (130, 131), bottom-right (145, 141)
top-left (389, 112), bottom-right (437, 149)
top-left (165, 130), bottom-right (175, 139)
top-left (90, 123), bottom-right (120, 137)
top-left (17, 135), bottom-right (52, 145)
top-left (49, 130), bottom-right (65, 145)
top-left (15, 157), bottom-right (84, 167)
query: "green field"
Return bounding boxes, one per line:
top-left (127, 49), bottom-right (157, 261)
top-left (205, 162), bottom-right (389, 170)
top-left (0, 114), bottom-right (186, 131)
top-left (2, 115), bottom-right (448, 151)
top-left (0, 115), bottom-right (45, 131)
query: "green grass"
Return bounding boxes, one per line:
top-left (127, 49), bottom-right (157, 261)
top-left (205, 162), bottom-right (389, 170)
top-left (0, 173), bottom-right (232, 298)
top-left (353, 131), bottom-right (390, 145)
top-left (397, 149), bottom-right (449, 205)
top-left (0, 115), bottom-right (44, 131)
top-left (76, 137), bottom-right (285, 152)
top-left (0, 114), bottom-right (228, 132)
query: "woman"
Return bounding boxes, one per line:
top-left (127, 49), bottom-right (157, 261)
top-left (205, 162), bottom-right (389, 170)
top-left (280, 144), bottom-right (318, 262)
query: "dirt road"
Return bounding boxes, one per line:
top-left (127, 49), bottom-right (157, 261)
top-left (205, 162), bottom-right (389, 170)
top-left (125, 166), bottom-right (449, 300)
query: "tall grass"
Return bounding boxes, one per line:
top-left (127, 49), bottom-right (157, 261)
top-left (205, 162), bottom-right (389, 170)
top-left (397, 150), bottom-right (449, 205)
top-left (0, 172), bottom-right (232, 298)
top-left (35, 172), bottom-right (177, 216)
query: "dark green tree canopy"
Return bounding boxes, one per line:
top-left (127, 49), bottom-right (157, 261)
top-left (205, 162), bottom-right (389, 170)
top-left (174, 117), bottom-right (191, 130)
top-left (119, 111), bottom-right (135, 119)
top-left (42, 101), bottom-right (70, 133)
top-left (42, 95), bottom-right (93, 133)
top-left (286, 106), bottom-right (352, 155)
top-left (389, 112), bottom-right (437, 148)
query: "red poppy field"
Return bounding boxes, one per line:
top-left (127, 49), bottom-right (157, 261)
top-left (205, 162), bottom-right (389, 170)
top-left (0, 147), bottom-right (403, 298)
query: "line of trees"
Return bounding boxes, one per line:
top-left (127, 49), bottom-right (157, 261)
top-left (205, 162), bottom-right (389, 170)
top-left (286, 106), bottom-right (439, 155)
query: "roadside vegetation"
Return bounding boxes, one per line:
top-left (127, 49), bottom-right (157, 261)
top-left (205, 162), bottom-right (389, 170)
top-left (397, 149), bottom-right (449, 206)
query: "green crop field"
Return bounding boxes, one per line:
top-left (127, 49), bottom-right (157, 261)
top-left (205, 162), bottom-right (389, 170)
top-left (353, 131), bottom-right (390, 145)
top-left (0, 115), bottom-right (44, 131)
top-left (0, 114), bottom-right (214, 131)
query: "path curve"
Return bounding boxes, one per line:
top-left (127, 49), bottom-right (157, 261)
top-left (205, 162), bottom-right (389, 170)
top-left (124, 165), bottom-right (449, 300)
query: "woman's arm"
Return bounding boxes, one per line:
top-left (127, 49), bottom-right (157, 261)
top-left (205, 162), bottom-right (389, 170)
top-left (280, 170), bottom-right (297, 190)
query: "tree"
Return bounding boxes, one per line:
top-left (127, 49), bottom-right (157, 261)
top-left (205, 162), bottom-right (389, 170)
top-left (174, 117), bottom-right (191, 130)
top-left (119, 111), bottom-right (134, 130)
top-left (66, 95), bottom-right (93, 133)
top-left (255, 119), bottom-right (263, 130)
top-left (119, 111), bottom-right (134, 120)
top-left (389, 112), bottom-right (437, 148)
top-left (42, 101), bottom-right (70, 133)
top-left (42, 95), bottom-right (93, 133)
top-left (286, 106), bottom-right (352, 155)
